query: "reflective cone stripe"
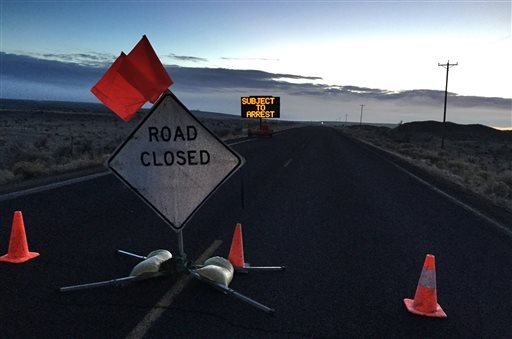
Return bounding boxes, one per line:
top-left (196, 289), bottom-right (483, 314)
top-left (228, 223), bottom-right (245, 268)
top-left (403, 254), bottom-right (447, 318)
top-left (412, 256), bottom-right (438, 313)
top-left (0, 211), bottom-right (40, 264)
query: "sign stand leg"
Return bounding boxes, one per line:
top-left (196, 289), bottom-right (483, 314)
top-left (175, 230), bottom-right (190, 272)
top-left (189, 271), bottom-right (275, 314)
top-left (178, 230), bottom-right (185, 257)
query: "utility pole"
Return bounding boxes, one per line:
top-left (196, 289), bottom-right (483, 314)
top-left (345, 114), bottom-right (348, 125)
top-left (438, 60), bottom-right (458, 149)
top-left (359, 104), bottom-right (365, 126)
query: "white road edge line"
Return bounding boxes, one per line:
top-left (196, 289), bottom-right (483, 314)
top-left (0, 171), bottom-right (110, 202)
top-left (125, 239), bottom-right (223, 339)
top-left (227, 138), bottom-right (256, 146)
top-left (0, 138), bottom-right (251, 202)
top-left (356, 138), bottom-right (512, 240)
top-left (1, 129), bottom-right (298, 202)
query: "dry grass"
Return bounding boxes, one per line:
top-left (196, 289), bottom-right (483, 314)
top-left (341, 123), bottom-right (512, 212)
top-left (0, 99), bottom-right (300, 187)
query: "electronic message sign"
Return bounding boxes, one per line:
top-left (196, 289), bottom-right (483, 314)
top-left (241, 96), bottom-right (280, 118)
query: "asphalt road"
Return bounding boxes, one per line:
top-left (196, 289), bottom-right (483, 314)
top-left (1, 126), bottom-right (511, 338)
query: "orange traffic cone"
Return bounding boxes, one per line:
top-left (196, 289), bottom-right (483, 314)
top-left (0, 211), bottom-right (40, 264)
top-left (228, 223), bottom-right (245, 268)
top-left (404, 254), bottom-right (447, 318)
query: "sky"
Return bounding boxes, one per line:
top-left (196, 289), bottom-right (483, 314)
top-left (1, 0), bottom-right (511, 127)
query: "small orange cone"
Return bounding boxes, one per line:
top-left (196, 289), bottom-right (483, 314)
top-left (404, 254), bottom-right (447, 318)
top-left (0, 211), bottom-right (40, 264)
top-left (228, 223), bottom-right (245, 268)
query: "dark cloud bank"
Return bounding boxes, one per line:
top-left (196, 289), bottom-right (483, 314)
top-left (1, 52), bottom-right (510, 126)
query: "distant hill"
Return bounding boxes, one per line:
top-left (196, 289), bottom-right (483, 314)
top-left (0, 98), bottom-right (112, 115)
top-left (390, 121), bottom-right (511, 141)
top-left (0, 98), bottom-right (242, 120)
top-left (190, 110), bottom-right (240, 120)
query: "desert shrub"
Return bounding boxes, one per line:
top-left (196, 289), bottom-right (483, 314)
top-left (477, 171), bottom-right (490, 181)
top-left (34, 137), bottom-right (49, 149)
top-left (489, 181), bottom-right (510, 198)
top-left (102, 144), bottom-right (116, 154)
top-left (446, 160), bottom-right (468, 176)
top-left (498, 171), bottom-right (512, 187)
top-left (0, 169), bottom-right (15, 184)
top-left (421, 151), bottom-right (441, 163)
top-left (6, 143), bottom-right (45, 164)
top-left (416, 134), bottom-right (433, 143)
top-left (433, 159), bottom-right (448, 170)
top-left (393, 134), bottom-right (411, 143)
top-left (448, 159), bottom-right (468, 171)
top-left (75, 139), bottom-right (93, 154)
top-left (54, 158), bottom-right (101, 172)
top-left (53, 146), bottom-right (73, 162)
top-left (12, 161), bottom-right (48, 179)
top-left (397, 143), bottom-right (413, 150)
top-left (494, 145), bottom-right (511, 157)
top-left (215, 128), bottom-right (230, 138)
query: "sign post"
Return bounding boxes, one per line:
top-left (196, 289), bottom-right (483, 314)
top-left (108, 90), bottom-right (244, 258)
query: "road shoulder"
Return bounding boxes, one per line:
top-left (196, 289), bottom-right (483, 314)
top-left (335, 129), bottom-right (512, 234)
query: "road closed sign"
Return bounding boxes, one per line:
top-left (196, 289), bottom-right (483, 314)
top-left (108, 91), bottom-right (243, 232)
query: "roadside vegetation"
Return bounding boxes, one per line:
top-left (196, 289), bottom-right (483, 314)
top-left (340, 121), bottom-right (512, 212)
top-left (0, 99), bottom-right (299, 187)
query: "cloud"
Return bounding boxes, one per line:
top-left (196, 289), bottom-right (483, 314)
top-left (168, 53), bottom-right (208, 63)
top-left (1, 52), bottom-right (510, 127)
top-left (166, 65), bottom-right (324, 90)
top-left (18, 52), bottom-right (116, 68)
top-left (221, 57), bottom-right (280, 62)
top-left (0, 52), bottom-right (103, 87)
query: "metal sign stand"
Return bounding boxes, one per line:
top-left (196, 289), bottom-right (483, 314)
top-left (59, 248), bottom-right (275, 314)
top-left (59, 91), bottom-right (277, 314)
top-left (236, 264), bottom-right (285, 273)
top-left (178, 231), bottom-right (185, 257)
top-left (175, 230), bottom-right (189, 273)
top-left (189, 270), bottom-right (274, 313)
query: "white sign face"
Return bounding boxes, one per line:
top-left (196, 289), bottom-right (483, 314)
top-left (108, 92), bottom-right (243, 232)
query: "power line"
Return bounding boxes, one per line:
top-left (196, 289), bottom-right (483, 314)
top-left (438, 60), bottom-right (458, 149)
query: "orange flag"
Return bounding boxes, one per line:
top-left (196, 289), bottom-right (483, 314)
top-left (119, 35), bottom-right (173, 104)
top-left (91, 35), bottom-right (172, 121)
top-left (91, 53), bottom-right (146, 121)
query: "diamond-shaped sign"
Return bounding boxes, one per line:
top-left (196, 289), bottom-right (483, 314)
top-left (108, 91), bottom-right (244, 232)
